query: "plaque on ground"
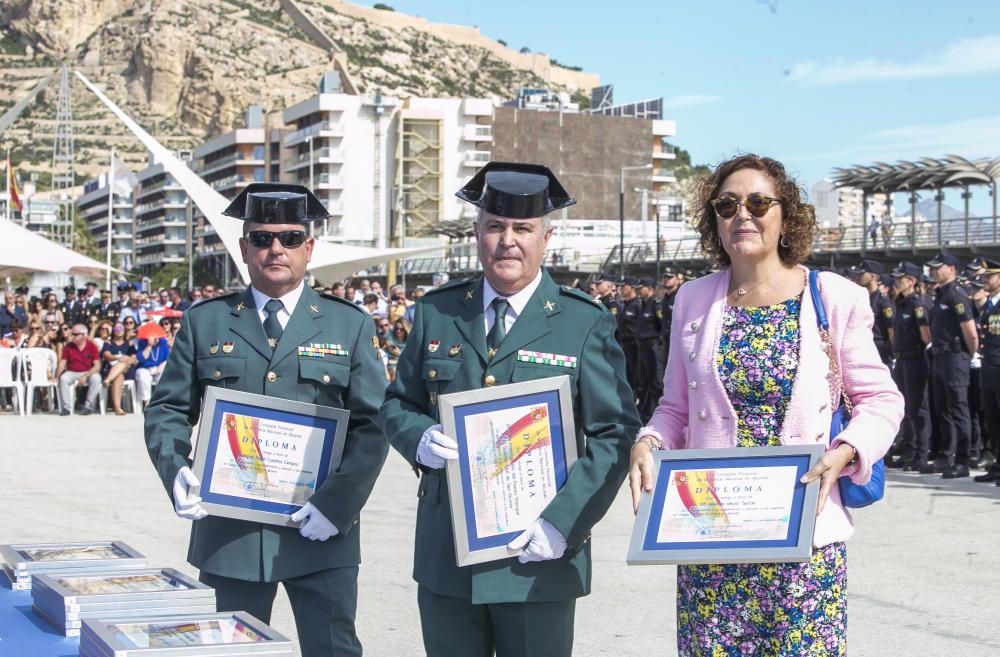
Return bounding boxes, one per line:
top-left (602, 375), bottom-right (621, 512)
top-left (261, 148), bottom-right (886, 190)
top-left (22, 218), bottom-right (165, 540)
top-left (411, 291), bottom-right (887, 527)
top-left (31, 568), bottom-right (217, 636)
top-left (0, 540), bottom-right (147, 590)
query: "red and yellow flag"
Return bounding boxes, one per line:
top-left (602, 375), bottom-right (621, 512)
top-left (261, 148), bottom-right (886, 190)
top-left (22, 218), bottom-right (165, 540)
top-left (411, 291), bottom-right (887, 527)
top-left (491, 406), bottom-right (551, 478)
top-left (7, 155), bottom-right (22, 214)
top-left (224, 413), bottom-right (269, 486)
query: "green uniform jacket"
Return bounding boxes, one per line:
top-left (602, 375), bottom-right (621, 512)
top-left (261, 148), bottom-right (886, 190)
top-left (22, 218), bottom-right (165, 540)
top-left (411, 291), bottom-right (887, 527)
top-left (144, 286), bottom-right (389, 582)
top-left (379, 270), bottom-right (640, 604)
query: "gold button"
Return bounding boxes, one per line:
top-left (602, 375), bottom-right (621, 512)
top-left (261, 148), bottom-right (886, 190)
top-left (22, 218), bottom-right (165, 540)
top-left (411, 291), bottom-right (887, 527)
top-left (266, 371), bottom-right (277, 383)
top-left (428, 369), bottom-right (437, 379)
top-left (688, 381), bottom-right (697, 389)
top-left (214, 370), bottom-right (221, 378)
top-left (690, 322), bottom-right (699, 332)
top-left (322, 374), bottom-right (330, 383)
top-left (484, 375), bottom-right (496, 386)
top-left (698, 410), bottom-right (707, 420)
top-left (689, 352), bottom-right (696, 360)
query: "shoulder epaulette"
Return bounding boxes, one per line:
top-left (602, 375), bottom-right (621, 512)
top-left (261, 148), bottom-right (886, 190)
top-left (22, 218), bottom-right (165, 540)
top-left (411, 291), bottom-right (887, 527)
top-left (189, 290), bottom-right (238, 310)
top-left (559, 285), bottom-right (605, 309)
top-left (317, 291), bottom-right (369, 314)
top-left (424, 277), bottom-right (474, 296)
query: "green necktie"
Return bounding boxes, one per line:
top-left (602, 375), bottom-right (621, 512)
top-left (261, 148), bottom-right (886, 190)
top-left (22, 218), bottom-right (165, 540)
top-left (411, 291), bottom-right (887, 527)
top-left (487, 297), bottom-right (509, 357)
top-left (263, 298), bottom-right (284, 346)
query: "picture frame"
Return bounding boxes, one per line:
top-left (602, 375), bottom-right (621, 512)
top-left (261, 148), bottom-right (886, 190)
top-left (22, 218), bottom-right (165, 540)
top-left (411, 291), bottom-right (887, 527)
top-left (440, 376), bottom-right (577, 567)
top-left (627, 445), bottom-right (824, 565)
top-left (0, 540), bottom-right (146, 574)
top-left (190, 387), bottom-right (350, 527)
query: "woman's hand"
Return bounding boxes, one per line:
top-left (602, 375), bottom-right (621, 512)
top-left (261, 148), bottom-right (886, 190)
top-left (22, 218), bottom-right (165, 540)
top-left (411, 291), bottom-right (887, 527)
top-left (800, 443), bottom-right (856, 515)
top-left (628, 438), bottom-right (659, 514)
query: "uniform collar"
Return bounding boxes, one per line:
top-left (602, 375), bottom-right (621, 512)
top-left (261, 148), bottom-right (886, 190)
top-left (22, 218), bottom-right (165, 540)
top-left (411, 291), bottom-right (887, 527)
top-left (250, 281), bottom-right (305, 314)
top-left (482, 269), bottom-right (542, 318)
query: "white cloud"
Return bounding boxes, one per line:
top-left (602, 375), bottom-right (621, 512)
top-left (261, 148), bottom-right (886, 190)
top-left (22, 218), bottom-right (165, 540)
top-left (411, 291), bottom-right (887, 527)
top-left (789, 35), bottom-right (1000, 85)
top-left (661, 94), bottom-right (721, 109)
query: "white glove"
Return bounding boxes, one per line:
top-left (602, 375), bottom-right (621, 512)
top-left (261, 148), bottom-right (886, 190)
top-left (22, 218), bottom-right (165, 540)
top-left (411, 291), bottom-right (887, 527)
top-left (506, 518), bottom-right (567, 563)
top-left (172, 467), bottom-right (207, 520)
top-left (416, 424), bottom-right (459, 469)
top-left (971, 353), bottom-right (982, 369)
top-left (289, 502), bottom-right (339, 541)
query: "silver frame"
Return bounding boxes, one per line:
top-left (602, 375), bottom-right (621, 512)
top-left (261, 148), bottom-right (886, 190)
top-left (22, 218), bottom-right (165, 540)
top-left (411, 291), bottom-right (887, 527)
top-left (440, 376), bottom-right (578, 567)
top-left (0, 540), bottom-right (146, 573)
top-left (191, 387), bottom-right (350, 527)
top-left (31, 567), bottom-right (212, 605)
top-left (80, 610), bottom-right (292, 657)
top-left (628, 445), bottom-right (824, 565)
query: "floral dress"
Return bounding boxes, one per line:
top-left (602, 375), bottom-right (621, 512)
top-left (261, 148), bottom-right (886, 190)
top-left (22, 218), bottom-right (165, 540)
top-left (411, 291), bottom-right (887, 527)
top-left (676, 295), bottom-right (848, 657)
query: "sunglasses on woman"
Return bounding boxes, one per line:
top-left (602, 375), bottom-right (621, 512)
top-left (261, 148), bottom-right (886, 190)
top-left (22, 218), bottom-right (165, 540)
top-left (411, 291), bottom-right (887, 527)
top-left (247, 230), bottom-right (308, 249)
top-left (710, 193), bottom-right (781, 220)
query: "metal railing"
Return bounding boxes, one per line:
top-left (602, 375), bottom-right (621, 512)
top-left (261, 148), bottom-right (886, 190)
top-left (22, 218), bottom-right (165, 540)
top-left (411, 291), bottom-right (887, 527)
top-left (814, 215), bottom-right (1000, 253)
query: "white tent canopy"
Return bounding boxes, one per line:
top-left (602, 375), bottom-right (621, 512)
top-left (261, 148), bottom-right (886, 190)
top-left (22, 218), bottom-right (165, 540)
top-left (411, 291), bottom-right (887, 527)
top-left (75, 71), bottom-right (447, 285)
top-left (0, 219), bottom-right (120, 278)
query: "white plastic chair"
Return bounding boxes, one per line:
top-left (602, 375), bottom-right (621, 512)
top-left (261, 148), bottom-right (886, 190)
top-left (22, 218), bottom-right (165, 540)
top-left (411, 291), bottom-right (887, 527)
top-left (100, 378), bottom-right (138, 415)
top-left (0, 347), bottom-right (24, 416)
top-left (21, 348), bottom-right (59, 415)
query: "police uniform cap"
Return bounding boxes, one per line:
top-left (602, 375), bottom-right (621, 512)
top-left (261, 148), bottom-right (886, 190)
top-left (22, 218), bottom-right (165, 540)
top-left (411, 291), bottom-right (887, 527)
top-left (40, 287), bottom-right (52, 295)
top-left (455, 161), bottom-right (576, 219)
top-left (14, 285), bottom-right (29, 295)
top-left (849, 259), bottom-right (884, 275)
top-left (968, 275), bottom-right (985, 289)
top-left (639, 278), bottom-right (655, 288)
top-left (63, 285), bottom-right (74, 293)
top-left (76, 288), bottom-right (86, 296)
top-left (879, 274), bottom-right (893, 287)
top-left (926, 252), bottom-right (960, 268)
top-left (85, 281), bottom-right (97, 289)
top-left (976, 257), bottom-right (1000, 274)
top-left (661, 267), bottom-right (676, 277)
top-left (222, 183), bottom-right (330, 224)
top-left (890, 261), bottom-right (922, 278)
top-left (619, 276), bottom-right (639, 287)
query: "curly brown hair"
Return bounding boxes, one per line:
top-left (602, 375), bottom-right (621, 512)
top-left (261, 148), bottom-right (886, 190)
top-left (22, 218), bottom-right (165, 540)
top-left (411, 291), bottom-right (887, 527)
top-left (694, 154), bottom-right (817, 267)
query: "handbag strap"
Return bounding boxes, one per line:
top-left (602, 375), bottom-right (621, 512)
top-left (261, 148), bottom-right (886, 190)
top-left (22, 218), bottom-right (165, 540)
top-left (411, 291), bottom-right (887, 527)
top-left (808, 270), bottom-right (853, 414)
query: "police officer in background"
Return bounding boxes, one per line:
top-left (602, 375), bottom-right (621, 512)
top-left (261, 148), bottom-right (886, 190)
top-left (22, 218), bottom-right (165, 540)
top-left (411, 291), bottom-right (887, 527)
top-left (974, 258), bottom-right (1000, 483)
top-left (144, 183), bottom-right (388, 657)
top-left (965, 273), bottom-right (989, 468)
top-left (594, 274), bottom-right (618, 314)
top-left (616, 276), bottom-right (640, 396)
top-left (851, 259), bottom-right (894, 364)
top-left (890, 261), bottom-right (932, 470)
top-left (924, 252), bottom-right (979, 478)
top-left (635, 278), bottom-right (661, 422)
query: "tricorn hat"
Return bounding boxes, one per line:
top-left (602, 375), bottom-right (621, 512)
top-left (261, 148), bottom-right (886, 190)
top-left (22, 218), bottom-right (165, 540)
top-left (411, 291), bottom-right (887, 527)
top-left (455, 161), bottom-right (576, 218)
top-left (223, 183), bottom-right (330, 224)
top-left (974, 257), bottom-right (1000, 274)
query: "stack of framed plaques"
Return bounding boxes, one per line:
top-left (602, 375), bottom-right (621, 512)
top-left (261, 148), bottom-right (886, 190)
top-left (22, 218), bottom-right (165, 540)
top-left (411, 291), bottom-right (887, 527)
top-left (79, 611), bottom-right (294, 657)
top-left (30, 568), bottom-right (217, 636)
top-left (0, 540), bottom-right (147, 590)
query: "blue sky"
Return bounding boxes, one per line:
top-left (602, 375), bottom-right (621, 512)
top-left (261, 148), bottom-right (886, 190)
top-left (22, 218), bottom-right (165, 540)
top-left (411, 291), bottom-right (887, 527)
top-left (365, 0), bottom-right (1000, 211)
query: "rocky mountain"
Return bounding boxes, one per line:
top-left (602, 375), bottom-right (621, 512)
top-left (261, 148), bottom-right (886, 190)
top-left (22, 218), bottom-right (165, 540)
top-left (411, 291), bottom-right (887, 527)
top-left (0, 0), bottom-right (597, 185)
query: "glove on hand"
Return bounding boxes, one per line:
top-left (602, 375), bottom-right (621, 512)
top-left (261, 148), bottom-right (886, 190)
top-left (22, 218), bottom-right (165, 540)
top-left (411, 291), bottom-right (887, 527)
top-left (506, 518), bottom-right (567, 563)
top-left (172, 466), bottom-right (207, 521)
top-left (416, 424), bottom-right (459, 469)
top-left (290, 502), bottom-right (339, 541)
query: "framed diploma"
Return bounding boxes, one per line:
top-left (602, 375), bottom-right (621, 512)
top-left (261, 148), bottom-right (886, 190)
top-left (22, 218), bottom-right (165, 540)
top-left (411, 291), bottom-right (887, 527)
top-left (628, 445), bottom-right (824, 565)
top-left (191, 387), bottom-right (350, 527)
top-left (440, 376), bottom-right (577, 567)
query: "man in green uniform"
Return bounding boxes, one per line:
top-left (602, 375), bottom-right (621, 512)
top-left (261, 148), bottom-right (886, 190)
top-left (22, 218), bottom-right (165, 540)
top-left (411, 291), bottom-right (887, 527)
top-left (379, 162), bottom-right (640, 657)
top-left (144, 184), bottom-right (388, 657)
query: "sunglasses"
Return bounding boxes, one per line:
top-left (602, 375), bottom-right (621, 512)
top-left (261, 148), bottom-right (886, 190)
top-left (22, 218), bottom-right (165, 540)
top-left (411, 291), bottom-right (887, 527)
top-left (710, 193), bottom-right (781, 220)
top-left (247, 230), bottom-right (307, 249)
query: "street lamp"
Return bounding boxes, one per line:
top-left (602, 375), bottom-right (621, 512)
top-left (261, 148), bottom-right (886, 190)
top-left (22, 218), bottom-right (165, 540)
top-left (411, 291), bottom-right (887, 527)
top-left (619, 164), bottom-right (652, 279)
top-left (306, 135), bottom-right (316, 236)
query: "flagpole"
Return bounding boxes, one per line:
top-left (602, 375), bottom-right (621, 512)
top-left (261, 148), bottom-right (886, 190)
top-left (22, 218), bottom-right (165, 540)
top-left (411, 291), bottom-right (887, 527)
top-left (106, 150), bottom-right (114, 290)
top-left (5, 149), bottom-right (10, 223)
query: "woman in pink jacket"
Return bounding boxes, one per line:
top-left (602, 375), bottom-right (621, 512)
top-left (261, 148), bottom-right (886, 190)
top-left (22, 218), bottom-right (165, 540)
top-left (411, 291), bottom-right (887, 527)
top-left (629, 154), bottom-right (902, 656)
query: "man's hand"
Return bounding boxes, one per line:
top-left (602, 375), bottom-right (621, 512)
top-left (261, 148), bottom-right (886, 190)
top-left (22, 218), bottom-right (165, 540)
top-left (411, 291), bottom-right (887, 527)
top-left (506, 518), bottom-right (567, 563)
top-left (172, 466), bottom-right (207, 520)
top-left (290, 502), bottom-right (339, 541)
top-left (416, 424), bottom-right (459, 469)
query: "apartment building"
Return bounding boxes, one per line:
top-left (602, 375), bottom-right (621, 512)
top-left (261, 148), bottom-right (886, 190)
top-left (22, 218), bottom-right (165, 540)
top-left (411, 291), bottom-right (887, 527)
top-left (76, 170), bottom-right (135, 271)
top-left (132, 155), bottom-right (189, 276)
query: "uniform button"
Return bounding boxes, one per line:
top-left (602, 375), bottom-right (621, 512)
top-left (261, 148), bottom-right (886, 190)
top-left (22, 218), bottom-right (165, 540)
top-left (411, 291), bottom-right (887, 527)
top-left (266, 371), bottom-right (277, 383)
top-left (689, 351), bottom-right (696, 360)
top-left (484, 375), bottom-right (496, 386)
top-left (690, 322), bottom-right (699, 332)
top-left (428, 369), bottom-right (437, 379)
top-left (322, 374), bottom-right (330, 383)
top-left (214, 370), bottom-right (221, 378)
top-left (688, 381), bottom-right (697, 389)
top-left (698, 410), bottom-right (707, 420)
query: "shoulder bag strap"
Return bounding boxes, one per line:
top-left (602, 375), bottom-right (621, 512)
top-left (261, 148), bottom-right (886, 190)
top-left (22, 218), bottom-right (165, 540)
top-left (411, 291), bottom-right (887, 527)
top-left (809, 270), bottom-right (853, 414)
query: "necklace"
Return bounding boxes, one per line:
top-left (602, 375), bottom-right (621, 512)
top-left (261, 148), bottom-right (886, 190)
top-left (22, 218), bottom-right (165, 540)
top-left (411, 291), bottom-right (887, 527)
top-left (730, 274), bottom-right (774, 301)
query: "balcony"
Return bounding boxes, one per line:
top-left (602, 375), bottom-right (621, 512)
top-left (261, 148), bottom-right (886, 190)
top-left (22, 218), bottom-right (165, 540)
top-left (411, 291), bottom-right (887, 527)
top-left (135, 198), bottom-right (187, 215)
top-left (316, 173), bottom-right (345, 189)
top-left (463, 98), bottom-right (493, 117)
top-left (198, 152), bottom-right (265, 177)
top-left (135, 179), bottom-right (182, 200)
top-left (209, 174), bottom-right (250, 191)
top-left (462, 124), bottom-right (493, 142)
top-left (653, 145), bottom-right (677, 160)
top-left (283, 147), bottom-right (345, 172)
top-left (652, 171), bottom-right (678, 184)
top-left (284, 121), bottom-right (345, 147)
top-left (462, 150), bottom-right (491, 168)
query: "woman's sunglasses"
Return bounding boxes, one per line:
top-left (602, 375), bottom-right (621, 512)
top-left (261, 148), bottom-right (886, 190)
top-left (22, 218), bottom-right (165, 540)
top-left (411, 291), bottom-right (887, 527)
top-left (247, 230), bottom-right (307, 249)
top-left (710, 193), bottom-right (780, 220)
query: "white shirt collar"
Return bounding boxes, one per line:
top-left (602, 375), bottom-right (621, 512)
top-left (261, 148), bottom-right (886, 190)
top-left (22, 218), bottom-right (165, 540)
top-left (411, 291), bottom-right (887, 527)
top-left (251, 282), bottom-right (305, 319)
top-left (482, 270), bottom-right (543, 319)
top-left (990, 293), bottom-right (1000, 306)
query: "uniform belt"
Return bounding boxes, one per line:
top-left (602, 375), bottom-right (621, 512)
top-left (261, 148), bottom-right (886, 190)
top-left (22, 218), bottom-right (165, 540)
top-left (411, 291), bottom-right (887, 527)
top-left (894, 349), bottom-right (922, 359)
top-left (930, 345), bottom-right (962, 355)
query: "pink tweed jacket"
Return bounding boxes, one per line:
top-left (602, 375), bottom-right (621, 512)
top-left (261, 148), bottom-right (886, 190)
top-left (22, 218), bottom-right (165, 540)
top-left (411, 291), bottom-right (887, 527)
top-left (639, 266), bottom-right (904, 547)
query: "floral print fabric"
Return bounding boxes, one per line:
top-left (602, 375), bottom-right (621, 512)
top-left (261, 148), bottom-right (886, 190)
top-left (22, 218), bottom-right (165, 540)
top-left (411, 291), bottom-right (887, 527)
top-left (676, 296), bottom-right (848, 657)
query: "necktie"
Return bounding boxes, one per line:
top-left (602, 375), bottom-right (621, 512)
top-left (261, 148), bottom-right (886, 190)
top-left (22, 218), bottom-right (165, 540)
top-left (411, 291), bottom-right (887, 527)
top-left (487, 298), bottom-right (509, 357)
top-left (263, 299), bottom-right (284, 347)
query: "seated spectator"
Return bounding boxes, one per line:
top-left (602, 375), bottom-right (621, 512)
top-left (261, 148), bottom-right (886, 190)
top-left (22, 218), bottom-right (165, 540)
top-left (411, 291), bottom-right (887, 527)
top-left (1, 318), bottom-right (28, 349)
top-left (1, 290), bottom-right (27, 337)
top-left (384, 318), bottom-right (410, 382)
top-left (42, 293), bottom-right (63, 328)
top-left (93, 320), bottom-right (113, 352)
top-left (101, 323), bottom-right (137, 416)
top-left (56, 324), bottom-right (102, 416)
top-left (135, 335), bottom-right (170, 410)
top-left (53, 324), bottom-right (70, 361)
top-left (121, 316), bottom-right (138, 342)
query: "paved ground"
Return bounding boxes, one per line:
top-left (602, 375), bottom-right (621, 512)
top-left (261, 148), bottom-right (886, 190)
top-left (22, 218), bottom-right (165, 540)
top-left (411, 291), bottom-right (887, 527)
top-left (1, 413), bottom-right (998, 656)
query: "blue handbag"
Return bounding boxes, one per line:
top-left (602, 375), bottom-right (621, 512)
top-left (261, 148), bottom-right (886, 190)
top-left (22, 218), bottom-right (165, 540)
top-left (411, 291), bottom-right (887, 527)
top-left (808, 270), bottom-right (885, 508)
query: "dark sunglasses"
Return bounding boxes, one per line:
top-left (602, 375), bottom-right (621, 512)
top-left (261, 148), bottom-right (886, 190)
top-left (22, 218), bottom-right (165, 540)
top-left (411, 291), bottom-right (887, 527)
top-left (710, 193), bottom-right (781, 220)
top-left (247, 230), bottom-right (308, 249)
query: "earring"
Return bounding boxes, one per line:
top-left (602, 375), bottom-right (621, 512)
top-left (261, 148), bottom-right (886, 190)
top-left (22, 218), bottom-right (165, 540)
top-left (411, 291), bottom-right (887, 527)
top-left (716, 236), bottom-right (722, 248)
top-left (780, 234), bottom-right (790, 248)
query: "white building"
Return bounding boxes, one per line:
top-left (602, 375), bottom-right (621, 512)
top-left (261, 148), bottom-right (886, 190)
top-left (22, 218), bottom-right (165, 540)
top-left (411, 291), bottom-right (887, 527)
top-left (132, 154), bottom-right (190, 275)
top-left (811, 179), bottom-right (886, 228)
top-left (77, 170), bottom-right (135, 271)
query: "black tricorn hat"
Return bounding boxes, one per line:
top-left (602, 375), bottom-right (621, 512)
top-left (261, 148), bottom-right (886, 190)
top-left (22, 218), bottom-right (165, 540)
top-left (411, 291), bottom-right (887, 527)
top-left (455, 161), bottom-right (576, 218)
top-left (223, 183), bottom-right (330, 224)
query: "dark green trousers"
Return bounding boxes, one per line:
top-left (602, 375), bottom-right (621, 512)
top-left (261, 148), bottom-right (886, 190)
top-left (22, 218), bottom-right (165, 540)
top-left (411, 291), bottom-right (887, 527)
top-left (417, 585), bottom-right (575, 657)
top-left (200, 566), bottom-right (361, 657)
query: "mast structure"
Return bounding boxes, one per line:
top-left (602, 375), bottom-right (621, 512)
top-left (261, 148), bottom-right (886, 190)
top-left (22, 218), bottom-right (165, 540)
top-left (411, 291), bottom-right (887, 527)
top-left (51, 63), bottom-right (76, 248)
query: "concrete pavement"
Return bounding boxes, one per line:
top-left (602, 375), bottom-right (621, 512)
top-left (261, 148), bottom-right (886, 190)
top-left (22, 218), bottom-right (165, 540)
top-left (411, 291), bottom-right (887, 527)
top-left (1, 413), bottom-right (997, 656)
